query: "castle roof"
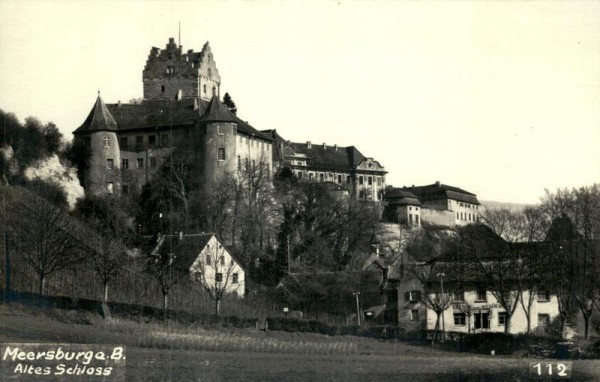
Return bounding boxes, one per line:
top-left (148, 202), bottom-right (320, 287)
top-left (403, 183), bottom-right (480, 205)
top-left (199, 96), bottom-right (239, 123)
top-left (287, 142), bottom-right (367, 172)
top-left (385, 189), bottom-right (421, 206)
top-left (74, 94), bottom-right (118, 133)
top-left (97, 97), bottom-right (272, 141)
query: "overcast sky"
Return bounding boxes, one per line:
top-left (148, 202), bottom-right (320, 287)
top-left (1, 1), bottom-right (598, 204)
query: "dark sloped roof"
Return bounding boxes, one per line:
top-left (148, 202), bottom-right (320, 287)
top-left (403, 183), bottom-right (480, 205)
top-left (74, 95), bottom-right (118, 133)
top-left (100, 97), bottom-right (272, 141)
top-left (155, 233), bottom-right (214, 271)
top-left (199, 96), bottom-right (239, 123)
top-left (385, 189), bottom-right (421, 206)
top-left (287, 143), bottom-right (366, 172)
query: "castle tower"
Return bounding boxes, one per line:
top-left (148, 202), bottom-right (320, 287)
top-left (143, 38), bottom-right (221, 101)
top-left (73, 93), bottom-right (121, 195)
top-left (195, 96), bottom-right (238, 189)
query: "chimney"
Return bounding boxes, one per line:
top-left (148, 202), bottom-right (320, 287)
top-left (334, 144), bottom-right (338, 151)
top-left (322, 142), bottom-right (326, 150)
top-left (306, 141), bottom-right (311, 149)
top-left (435, 181), bottom-right (441, 187)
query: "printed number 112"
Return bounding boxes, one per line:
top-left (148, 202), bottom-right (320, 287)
top-left (533, 363), bottom-right (568, 377)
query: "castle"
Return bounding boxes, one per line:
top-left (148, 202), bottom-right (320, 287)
top-left (73, 37), bottom-right (388, 201)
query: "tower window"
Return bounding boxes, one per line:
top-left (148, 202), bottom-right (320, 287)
top-left (161, 85), bottom-right (165, 93)
top-left (203, 84), bottom-right (207, 94)
top-left (106, 159), bottom-right (114, 169)
top-left (122, 185), bottom-right (129, 195)
top-left (103, 136), bottom-right (110, 148)
top-left (208, 68), bottom-right (212, 77)
top-left (217, 148), bottom-right (226, 161)
top-left (212, 86), bottom-right (216, 96)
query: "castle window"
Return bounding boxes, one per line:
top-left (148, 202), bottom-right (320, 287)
top-left (208, 68), bottom-right (212, 77)
top-left (150, 157), bottom-right (157, 168)
top-left (212, 86), bottom-right (216, 96)
top-left (232, 123), bottom-right (237, 131)
top-left (148, 135), bottom-right (156, 147)
top-left (136, 136), bottom-right (143, 149)
top-left (346, 176), bottom-right (350, 183)
top-left (106, 159), bottom-right (114, 169)
top-left (120, 137), bottom-right (128, 150)
top-left (203, 84), bottom-right (207, 94)
top-left (121, 159), bottom-right (129, 169)
top-left (103, 136), bottom-right (110, 148)
top-left (122, 185), bottom-right (129, 195)
top-left (237, 155), bottom-right (241, 170)
top-left (167, 66), bottom-right (174, 74)
top-left (252, 159), bottom-right (256, 169)
top-left (161, 85), bottom-right (165, 93)
top-left (107, 182), bottom-right (114, 194)
top-left (137, 158), bottom-right (144, 169)
top-left (337, 175), bottom-right (342, 184)
top-left (217, 148), bottom-right (226, 161)
top-left (217, 125), bottom-right (224, 135)
top-left (377, 177), bottom-right (382, 186)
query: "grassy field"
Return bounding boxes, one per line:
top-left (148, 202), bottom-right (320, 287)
top-left (1, 303), bottom-right (599, 381)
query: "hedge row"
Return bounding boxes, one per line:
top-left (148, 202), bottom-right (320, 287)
top-left (2, 290), bottom-right (259, 329)
top-left (265, 317), bottom-right (423, 341)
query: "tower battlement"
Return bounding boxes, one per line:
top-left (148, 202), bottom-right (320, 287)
top-left (143, 38), bottom-right (221, 101)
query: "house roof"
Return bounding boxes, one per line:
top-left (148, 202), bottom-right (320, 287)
top-left (199, 96), bottom-right (239, 123)
top-left (154, 233), bottom-right (214, 271)
top-left (287, 142), bottom-right (367, 172)
top-left (385, 189), bottom-right (421, 206)
top-left (74, 94), bottom-right (119, 133)
top-left (402, 182), bottom-right (480, 205)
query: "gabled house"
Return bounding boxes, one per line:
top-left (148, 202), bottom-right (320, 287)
top-left (153, 233), bottom-right (245, 298)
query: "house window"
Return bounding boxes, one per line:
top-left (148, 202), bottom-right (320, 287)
top-left (103, 136), bottom-right (110, 148)
top-left (498, 312), bottom-right (507, 326)
top-left (107, 182), bottom-right (113, 194)
top-left (161, 134), bottom-right (169, 147)
top-left (217, 148), bottom-right (226, 161)
top-left (359, 176), bottom-right (364, 185)
top-left (457, 212), bottom-right (459, 219)
top-left (136, 136), bottom-right (143, 149)
top-left (237, 155), bottom-right (241, 170)
top-left (219, 256), bottom-right (225, 266)
top-left (410, 309), bottom-right (420, 321)
top-left (453, 313), bottom-right (466, 326)
top-left (415, 215), bottom-right (420, 225)
top-left (537, 290), bottom-right (550, 302)
top-left (377, 177), bottom-right (382, 186)
top-left (203, 84), bottom-right (207, 94)
top-left (309, 173), bottom-right (313, 180)
top-left (106, 159), bottom-right (114, 169)
top-left (346, 176), bottom-right (351, 184)
top-left (337, 175), bottom-right (342, 184)
top-left (120, 137), bottom-right (128, 150)
top-left (405, 290), bottom-right (421, 303)
top-left (538, 314), bottom-right (550, 328)
top-left (298, 172), bottom-right (303, 180)
top-left (368, 176), bottom-right (372, 186)
top-left (409, 214), bottom-right (413, 225)
top-left (212, 86), bottom-right (216, 96)
top-left (252, 159), bottom-right (256, 169)
top-left (122, 185), bottom-right (128, 195)
top-left (319, 173), bottom-right (324, 182)
top-left (476, 287), bottom-right (487, 301)
top-left (206, 255), bottom-right (211, 266)
top-left (452, 290), bottom-right (465, 301)
top-left (232, 273), bottom-right (238, 284)
top-left (122, 159), bottom-right (129, 169)
top-left (215, 273), bottom-right (223, 283)
top-left (150, 157), bottom-right (157, 168)
top-left (148, 135), bottom-right (156, 147)
top-left (137, 158), bottom-right (144, 169)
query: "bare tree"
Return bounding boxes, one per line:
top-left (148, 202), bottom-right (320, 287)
top-left (86, 229), bottom-right (129, 303)
top-left (193, 241), bottom-right (242, 315)
top-left (10, 187), bottom-right (83, 295)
